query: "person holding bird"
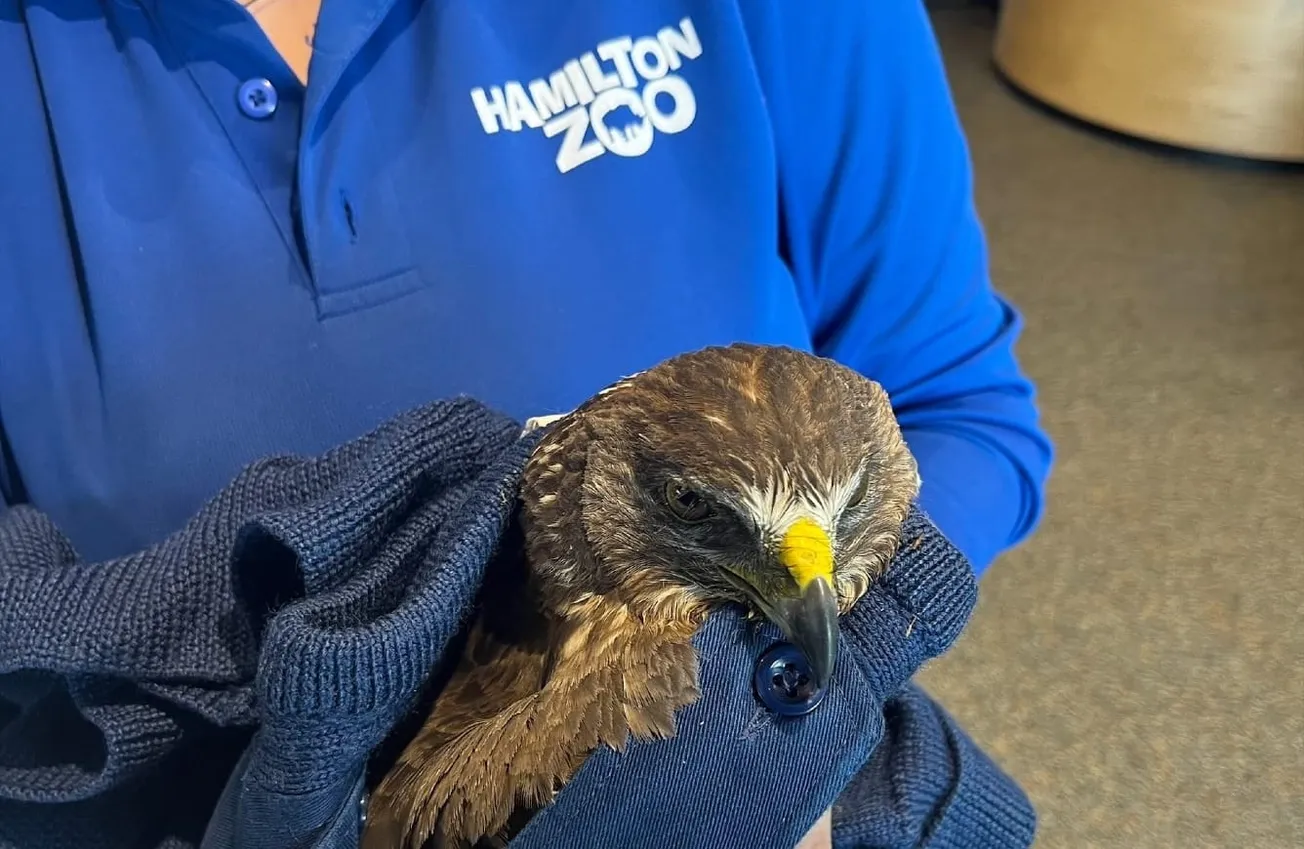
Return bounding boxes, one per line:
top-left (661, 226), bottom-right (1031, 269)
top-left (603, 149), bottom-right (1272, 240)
top-left (0, 0), bottom-right (1052, 847)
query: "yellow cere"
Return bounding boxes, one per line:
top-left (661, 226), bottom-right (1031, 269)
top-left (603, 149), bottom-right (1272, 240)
top-left (778, 517), bottom-right (833, 590)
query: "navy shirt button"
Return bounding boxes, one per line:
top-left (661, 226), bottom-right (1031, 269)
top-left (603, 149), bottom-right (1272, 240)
top-left (237, 78), bottom-right (278, 119)
top-left (754, 642), bottom-right (827, 716)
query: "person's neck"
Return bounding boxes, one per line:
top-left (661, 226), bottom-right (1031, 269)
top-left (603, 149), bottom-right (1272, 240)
top-left (244, 0), bottom-right (320, 84)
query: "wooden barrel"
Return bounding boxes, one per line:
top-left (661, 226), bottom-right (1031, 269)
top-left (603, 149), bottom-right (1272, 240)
top-left (993, 0), bottom-right (1304, 162)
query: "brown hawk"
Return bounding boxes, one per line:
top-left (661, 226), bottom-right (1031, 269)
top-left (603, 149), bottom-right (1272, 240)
top-left (359, 342), bottom-right (921, 849)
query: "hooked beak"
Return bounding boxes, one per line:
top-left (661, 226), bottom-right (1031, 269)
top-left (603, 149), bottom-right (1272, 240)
top-left (763, 518), bottom-right (839, 689)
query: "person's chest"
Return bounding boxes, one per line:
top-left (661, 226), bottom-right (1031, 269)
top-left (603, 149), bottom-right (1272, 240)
top-left (0, 0), bottom-right (814, 557)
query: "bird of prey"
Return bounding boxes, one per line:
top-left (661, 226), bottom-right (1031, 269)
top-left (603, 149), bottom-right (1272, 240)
top-left (360, 342), bottom-right (921, 849)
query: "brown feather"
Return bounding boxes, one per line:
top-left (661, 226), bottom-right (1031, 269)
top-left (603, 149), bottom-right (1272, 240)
top-left (362, 567), bottom-right (704, 849)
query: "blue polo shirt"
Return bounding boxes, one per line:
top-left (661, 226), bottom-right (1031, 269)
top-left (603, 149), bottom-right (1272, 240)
top-left (0, 0), bottom-right (1051, 568)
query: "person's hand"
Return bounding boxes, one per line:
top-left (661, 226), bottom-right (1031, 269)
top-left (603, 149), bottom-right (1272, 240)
top-left (795, 809), bottom-right (832, 849)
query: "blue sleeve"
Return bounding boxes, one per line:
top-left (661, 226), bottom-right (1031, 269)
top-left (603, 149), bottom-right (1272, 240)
top-left (832, 684), bottom-right (1037, 849)
top-left (745, 0), bottom-right (1054, 574)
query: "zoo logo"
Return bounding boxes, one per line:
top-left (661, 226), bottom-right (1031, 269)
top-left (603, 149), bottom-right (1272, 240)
top-left (469, 18), bottom-right (703, 174)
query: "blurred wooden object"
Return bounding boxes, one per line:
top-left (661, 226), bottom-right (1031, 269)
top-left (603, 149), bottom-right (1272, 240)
top-left (993, 0), bottom-right (1304, 162)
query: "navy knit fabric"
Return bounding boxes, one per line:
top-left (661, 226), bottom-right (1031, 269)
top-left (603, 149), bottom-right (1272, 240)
top-left (0, 398), bottom-right (1035, 848)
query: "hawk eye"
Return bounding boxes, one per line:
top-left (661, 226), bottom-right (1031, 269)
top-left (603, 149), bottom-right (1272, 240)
top-left (845, 474), bottom-right (872, 509)
top-left (664, 480), bottom-right (713, 523)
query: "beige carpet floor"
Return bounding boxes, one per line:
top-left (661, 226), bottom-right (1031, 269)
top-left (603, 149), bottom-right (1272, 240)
top-left (914, 6), bottom-right (1304, 848)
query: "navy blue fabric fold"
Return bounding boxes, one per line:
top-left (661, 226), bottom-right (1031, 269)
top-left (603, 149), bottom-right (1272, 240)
top-left (0, 398), bottom-right (1035, 849)
top-left (831, 684), bottom-right (1037, 849)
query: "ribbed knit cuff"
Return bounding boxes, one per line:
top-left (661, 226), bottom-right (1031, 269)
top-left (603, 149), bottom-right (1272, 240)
top-left (920, 707), bottom-right (1037, 849)
top-left (0, 678), bottom-right (182, 803)
top-left (840, 506), bottom-right (979, 703)
top-left (252, 399), bottom-right (526, 719)
top-left (234, 400), bottom-right (534, 794)
top-left (831, 684), bottom-right (1036, 849)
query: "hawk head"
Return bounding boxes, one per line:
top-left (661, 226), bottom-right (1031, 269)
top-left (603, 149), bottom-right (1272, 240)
top-left (520, 343), bottom-right (920, 688)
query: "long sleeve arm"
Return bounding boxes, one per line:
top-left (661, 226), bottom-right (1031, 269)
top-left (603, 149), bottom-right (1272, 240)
top-left (748, 0), bottom-right (1054, 575)
top-left (832, 683), bottom-right (1038, 849)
